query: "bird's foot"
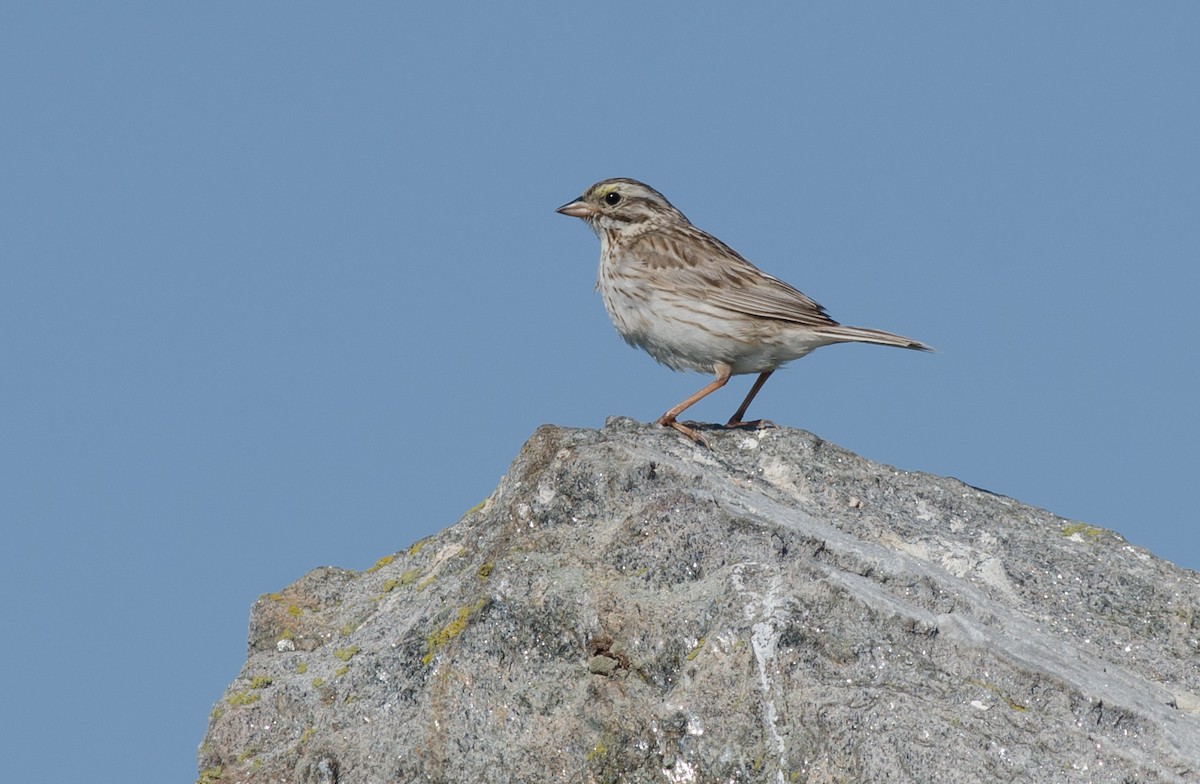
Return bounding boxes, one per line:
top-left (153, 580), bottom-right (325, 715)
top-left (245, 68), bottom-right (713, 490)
top-left (656, 415), bottom-right (710, 448)
top-left (724, 418), bottom-right (777, 431)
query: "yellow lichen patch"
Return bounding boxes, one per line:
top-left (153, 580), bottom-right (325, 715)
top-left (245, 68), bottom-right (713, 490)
top-left (286, 604), bottom-right (303, 618)
top-left (476, 561), bottom-right (495, 580)
top-left (296, 662), bottom-right (308, 675)
top-left (380, 578), bottom-right (399, 593)
top-left (266, 592), bottom-right (283, 602)
top-left (227, 689), bottom-right (260, 707)
top-left (249, 675), bottom-right (272, 689)
top-left (399, 568), bottom-right (422, 586)
top-left (338, 622), bottom-right (358, 637)
top-left (299, 727), bottom-right (315, 744)
top-left (416, 575), bottom-right (436, 592)
top-left (333, 645), bottom-right (360, 662)
top-left (197, 766), bottom-right (224, 783)
top-left (209, 705), bottom-right (225, 721)
top-left (422, 600), bottom-right (487, 665)
top-left (585, 741), bottom-right (608, 762)
top-left (465, 499), bottom-right (487, 515)
top-left (334, 665), bottom-right (350, 678)
top-left (686, 636), bottom-right (706, 661)
top-left (366, 553), bottom-right (397, 573)
top-left (311, 677), bottom-right (325, 688)
top-left (1061, 522), bottom-right (1104, 539)
top-left (408, 537), bottom-right (430, 557)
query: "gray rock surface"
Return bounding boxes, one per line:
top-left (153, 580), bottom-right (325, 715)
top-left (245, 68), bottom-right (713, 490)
top-left (198, 418), bottom-right (1200, 783)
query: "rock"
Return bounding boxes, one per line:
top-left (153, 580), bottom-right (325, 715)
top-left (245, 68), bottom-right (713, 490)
top-left (587, 654), bottom-right (620, 676)
top-left (198, 418), bottom-right (1200, 783)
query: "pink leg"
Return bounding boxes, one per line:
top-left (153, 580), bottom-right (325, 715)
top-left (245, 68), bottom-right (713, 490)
top-left (656, 366), bottom-right (733, 446)
top-left (725, 370), bottom-right (775, 429)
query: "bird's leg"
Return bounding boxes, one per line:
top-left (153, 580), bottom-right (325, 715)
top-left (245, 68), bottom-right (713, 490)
top-left (725, 370), bottom-right (776, 430)
top-left (657, 365), bottom-right (732, 446)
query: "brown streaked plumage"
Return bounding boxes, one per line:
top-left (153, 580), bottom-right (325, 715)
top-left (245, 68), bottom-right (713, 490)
top-left (557, 177), bottom-right (931, 445)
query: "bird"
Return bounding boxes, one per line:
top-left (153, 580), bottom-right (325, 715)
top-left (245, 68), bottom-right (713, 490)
top-left (556, 178), bottom-right (931, 445)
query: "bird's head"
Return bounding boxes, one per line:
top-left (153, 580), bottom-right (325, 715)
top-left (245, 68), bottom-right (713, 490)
top-left (556, 178), bottom-right (688, 238)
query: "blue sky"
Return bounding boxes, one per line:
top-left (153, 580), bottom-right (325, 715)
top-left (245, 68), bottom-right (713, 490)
top-left (3, 4), bottom-right (1198, 781)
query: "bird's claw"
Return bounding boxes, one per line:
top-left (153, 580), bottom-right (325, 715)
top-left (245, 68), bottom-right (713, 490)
top-left (657, 416), bottom-right (711, 448)
top-left (724, 418), bottom-right (777, 431)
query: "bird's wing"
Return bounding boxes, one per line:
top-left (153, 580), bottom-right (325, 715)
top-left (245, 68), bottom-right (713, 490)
top-left (632, 229), bottom-right (839, 328)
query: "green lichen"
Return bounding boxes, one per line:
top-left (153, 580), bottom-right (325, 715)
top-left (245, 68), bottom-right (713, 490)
top-left (686, 636), bottom-right (706, 661)
top-left (366, 553), bottom-right (397, 573)
top-left (408, 537), bottom-right (430, 557)
top-left (465, 499), bottom-right (487, 515)
top-left (585, 731), bottom-right (639, 783)
top-left (476, 561), bottom-right (495, 580)
top-left (227, 689), bottom-right (260, 707)
top-left (197, 766), bottom-right (224, 784)
top-left (416, 575), bottom-right (436, 592)
top-left (334, 665), bottom-right (350, 678)
top-left (266, 592), bottom-right (283, 602)
top-left (338, 621), bottom-right (358, 637)
top-left (209, 705), bottom-right (225, 721)
top-left (300, 727), bottom-right (315, 744)
top-left (296, 662), bottom-right (308, 675)
top-left (371, 560), bottom-right (407, 603)
top-left (249, 675), bottom-right (272, 689)
top-left (311, 677), bottom-right (325, 688)
top-left (333, 645), bottom-right (360, 662)
top-left (1061, 522), bottom-right (1104, 539)
top-left (423, 600), bottom-right (487, 665)
top-left (286, 604), bottom-right (303, 617)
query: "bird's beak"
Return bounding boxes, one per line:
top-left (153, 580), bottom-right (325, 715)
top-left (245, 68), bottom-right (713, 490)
top-left (556, 198), bottom-right (595, 218)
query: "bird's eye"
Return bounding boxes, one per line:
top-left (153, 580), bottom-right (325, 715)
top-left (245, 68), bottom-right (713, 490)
top-left (604, 191), bottom-right (622, 206)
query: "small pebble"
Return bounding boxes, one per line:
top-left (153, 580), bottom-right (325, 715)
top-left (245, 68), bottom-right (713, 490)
top-left (588, 655), bottom-right (620, 676)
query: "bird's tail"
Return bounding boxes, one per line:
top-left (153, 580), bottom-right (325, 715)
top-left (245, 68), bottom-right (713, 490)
top-left (817, 325), bottom-right (933, 352)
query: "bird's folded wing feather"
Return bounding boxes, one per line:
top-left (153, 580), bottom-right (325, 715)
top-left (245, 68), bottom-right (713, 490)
top-left (633, 230), bottom-right (839, 328)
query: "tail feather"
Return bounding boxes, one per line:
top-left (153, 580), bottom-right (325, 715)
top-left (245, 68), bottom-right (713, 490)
top-left (817, 325), bottom-right (934, 352)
